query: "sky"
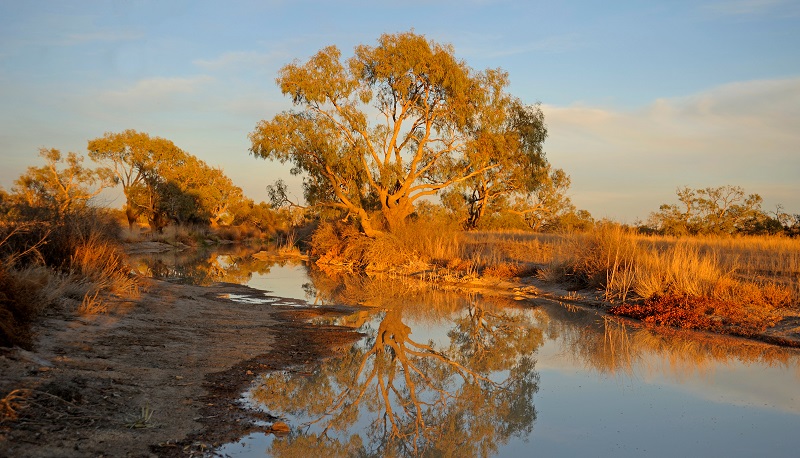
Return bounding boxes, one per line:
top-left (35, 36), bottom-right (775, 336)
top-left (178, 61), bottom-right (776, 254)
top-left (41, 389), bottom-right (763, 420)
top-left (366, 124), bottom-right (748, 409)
top-left (1, 0), bottom-right (798, 222)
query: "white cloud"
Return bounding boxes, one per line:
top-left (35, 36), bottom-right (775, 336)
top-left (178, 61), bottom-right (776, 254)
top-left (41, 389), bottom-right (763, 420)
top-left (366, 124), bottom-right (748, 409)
top-left (542, 77), bottom-right (800, 220)
top-left (99, 75), bottom-right (215, 111)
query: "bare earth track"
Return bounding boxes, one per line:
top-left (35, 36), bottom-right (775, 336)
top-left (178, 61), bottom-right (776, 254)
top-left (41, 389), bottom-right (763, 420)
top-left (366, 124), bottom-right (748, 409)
top-left (0, 278), bottom-right (362, 457)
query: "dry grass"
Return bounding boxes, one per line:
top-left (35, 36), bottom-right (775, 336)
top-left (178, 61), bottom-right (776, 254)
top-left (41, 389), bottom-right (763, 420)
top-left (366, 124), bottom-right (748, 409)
top-left (0, 389), bottom-right (30, 422)
top-left (307, 217), bottom-right (797, 337)
top-left (534, 224), bottom-right (798, 337)
top-left (0, 266), bottom-right (53, 348)
top-left (71, 234), bottom-right (140, 299)
top-left (311, 219), bottom-right (460, 273)
top-left (0, 206), bottom-right (141, 345)
top-left (77, 291), bottom-right (107, 315)
top-left (542, 224), bottom-right (798, 303)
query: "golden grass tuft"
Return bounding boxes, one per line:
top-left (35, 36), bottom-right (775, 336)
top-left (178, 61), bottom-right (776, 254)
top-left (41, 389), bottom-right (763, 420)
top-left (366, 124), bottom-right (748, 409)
top-left (77, 291), bottom-right (107, 315)
top-left (482, 262), bottom-right (525, 279)
top-left (70, 234), bottom-right (139, 299)
top-left (0, 389), bottom-right (30, 422)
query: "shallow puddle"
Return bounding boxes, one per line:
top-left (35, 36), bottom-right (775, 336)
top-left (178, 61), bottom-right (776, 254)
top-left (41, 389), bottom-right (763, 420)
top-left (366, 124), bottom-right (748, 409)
top-left (132, 247), bottom-right (800, 457)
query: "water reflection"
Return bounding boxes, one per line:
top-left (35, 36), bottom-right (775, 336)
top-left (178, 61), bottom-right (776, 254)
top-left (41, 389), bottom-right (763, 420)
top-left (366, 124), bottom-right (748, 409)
top-left (129, 245), bottom-right (303, 287)
top-left (249, 279), bottom-right (541, 457)
top-left (131, 247), bottom-right (800, 456)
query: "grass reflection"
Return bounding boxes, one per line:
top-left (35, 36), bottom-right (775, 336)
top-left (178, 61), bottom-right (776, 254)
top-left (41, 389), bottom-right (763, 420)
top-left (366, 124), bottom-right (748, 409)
top-left (539, 300), bottom-right (798, 380)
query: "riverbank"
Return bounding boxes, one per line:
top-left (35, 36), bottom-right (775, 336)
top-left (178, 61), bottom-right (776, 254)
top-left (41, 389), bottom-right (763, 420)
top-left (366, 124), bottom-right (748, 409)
top-left (423, 272), bottom-right (800, 348)
top-left (0, 277), bottom-right (362, 457)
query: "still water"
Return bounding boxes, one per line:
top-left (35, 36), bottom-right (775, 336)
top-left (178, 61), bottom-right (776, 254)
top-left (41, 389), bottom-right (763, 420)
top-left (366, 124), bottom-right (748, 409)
top-left (132, 248), bottom-right (800, 457)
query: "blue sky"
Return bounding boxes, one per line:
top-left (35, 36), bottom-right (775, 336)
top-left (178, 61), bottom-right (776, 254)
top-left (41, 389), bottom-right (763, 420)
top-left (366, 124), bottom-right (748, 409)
top-left (1, 0), bottom-right (798, 221)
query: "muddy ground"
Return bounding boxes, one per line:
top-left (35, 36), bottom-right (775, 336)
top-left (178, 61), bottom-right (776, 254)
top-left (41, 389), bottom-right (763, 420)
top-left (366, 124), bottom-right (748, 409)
top-left (0, 278), bottom-right (363, 457)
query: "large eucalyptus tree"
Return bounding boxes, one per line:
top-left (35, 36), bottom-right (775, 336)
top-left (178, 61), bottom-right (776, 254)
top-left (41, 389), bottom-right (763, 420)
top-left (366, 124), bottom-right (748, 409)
top-left (250, 31), bottom-right (538, 236)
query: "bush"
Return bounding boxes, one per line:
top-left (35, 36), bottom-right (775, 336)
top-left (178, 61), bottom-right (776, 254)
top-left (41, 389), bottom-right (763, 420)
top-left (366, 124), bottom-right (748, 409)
top-left (0, 266), bottom-right (54, 348)
top-left (0, 204), bottom-right (139, 347)
top-left (609, 293), bottom-right (782, 337)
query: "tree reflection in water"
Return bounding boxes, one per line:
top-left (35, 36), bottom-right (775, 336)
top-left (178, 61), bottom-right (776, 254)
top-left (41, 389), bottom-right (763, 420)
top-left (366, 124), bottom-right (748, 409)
top-left (129, 245), bottom-right (298, 286)
top-left (249, 276), bottom-right (542, 457)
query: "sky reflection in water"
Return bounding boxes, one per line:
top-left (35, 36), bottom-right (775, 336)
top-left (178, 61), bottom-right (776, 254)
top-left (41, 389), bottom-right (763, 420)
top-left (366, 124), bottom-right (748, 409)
top-left (132, 248), bottom-right (800, 457)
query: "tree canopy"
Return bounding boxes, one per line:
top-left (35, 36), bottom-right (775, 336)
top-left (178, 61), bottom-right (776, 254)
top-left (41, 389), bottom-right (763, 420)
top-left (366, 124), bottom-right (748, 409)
top-left (88, 129), bottom-right (250, 230)
top-left (647, 185), bottom-right (780, 236)
top-left (250, 31), bottom-right (544, 236)
top-left (13, 148), bottom-right (114, 215)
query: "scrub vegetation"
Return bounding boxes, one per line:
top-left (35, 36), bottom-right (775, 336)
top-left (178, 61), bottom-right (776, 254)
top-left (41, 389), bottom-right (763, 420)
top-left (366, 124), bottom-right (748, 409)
top-left (0, 136), bottom-right (286, 349)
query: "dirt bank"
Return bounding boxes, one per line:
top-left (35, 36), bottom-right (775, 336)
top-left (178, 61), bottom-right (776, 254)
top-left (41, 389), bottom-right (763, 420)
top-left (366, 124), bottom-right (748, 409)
top-left (0, 278), bottom-right (362, 457)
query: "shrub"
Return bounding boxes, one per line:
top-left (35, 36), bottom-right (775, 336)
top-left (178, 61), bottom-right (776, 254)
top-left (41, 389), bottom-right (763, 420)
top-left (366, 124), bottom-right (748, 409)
top-left (0, 266), bottom-right (54, 348)
top-left (609, 293), bottom-right (781, 337)
top-left (70, 233), bottom-right (139, 298)
top-left (483, 262), bottom-right (524, 279)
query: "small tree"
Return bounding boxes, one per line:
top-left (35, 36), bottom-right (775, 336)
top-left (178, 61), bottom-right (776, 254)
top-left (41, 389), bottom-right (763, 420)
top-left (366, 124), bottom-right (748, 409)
top-left (443, 98), bottom-right (549, 229)
top-left (89, 130), bottom-right (248, 230)
top-left (88, 129), bottom-right (186, 228)
top-left (509, 166), bottom-right (576, 231)
top-left (13, 148), bottom-right (114, 215)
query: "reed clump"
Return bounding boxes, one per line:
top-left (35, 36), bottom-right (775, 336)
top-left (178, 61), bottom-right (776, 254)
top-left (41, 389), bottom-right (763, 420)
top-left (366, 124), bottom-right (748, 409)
top-left (540, 223), bottom-right (794, 336)
top-left (311, 219), bottom-right (458, 273)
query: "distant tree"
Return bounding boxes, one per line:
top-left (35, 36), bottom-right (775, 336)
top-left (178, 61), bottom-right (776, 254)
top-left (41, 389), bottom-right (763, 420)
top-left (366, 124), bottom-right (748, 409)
top-left (235, 200), bottom-right (283, 232)
top-left (250, 31), bottom-right (539, 236)
top-left (785, 214), bottom-right (800, 237)
top-left (553, 208), bottom-right (595, 232)
top-left (12, 148), bottom-right (114, 215)
top-left (88, 130), bottom-right (187, 228)
top-left (648, 185), bottom-right (769, 236)
top-left (89, 130), bottom-right (249, 230)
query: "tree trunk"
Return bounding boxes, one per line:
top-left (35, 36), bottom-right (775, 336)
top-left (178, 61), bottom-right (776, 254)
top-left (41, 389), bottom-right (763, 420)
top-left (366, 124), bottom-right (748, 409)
top-left (125, 205), bottom-right (137, 230)
top-left (382, 201), bottom-right (414, 234)
top-left (355, 208), bottom-right (382, 238)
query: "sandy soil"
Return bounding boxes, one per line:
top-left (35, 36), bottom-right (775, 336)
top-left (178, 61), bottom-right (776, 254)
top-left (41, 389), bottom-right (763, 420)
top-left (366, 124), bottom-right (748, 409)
top-left (0, 278), bottom-right (362, 457)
